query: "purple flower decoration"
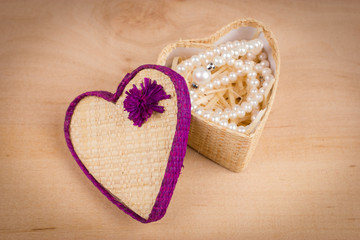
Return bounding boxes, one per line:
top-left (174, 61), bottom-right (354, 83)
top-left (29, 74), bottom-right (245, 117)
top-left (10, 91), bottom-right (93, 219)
top-left (124, 78), bottom-right (171, 127)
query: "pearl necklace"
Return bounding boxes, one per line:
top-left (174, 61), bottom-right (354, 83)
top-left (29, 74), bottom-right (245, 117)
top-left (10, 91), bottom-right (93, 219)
top-left (176, 39), bottom-right (274, 133)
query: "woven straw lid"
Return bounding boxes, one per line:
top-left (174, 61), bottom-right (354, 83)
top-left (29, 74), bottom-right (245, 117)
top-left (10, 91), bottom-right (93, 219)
top-left (64, 65), bottom-right (191, 223)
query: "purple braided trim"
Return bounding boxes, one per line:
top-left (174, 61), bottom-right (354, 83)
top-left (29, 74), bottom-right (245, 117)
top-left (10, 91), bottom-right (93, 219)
top-left (64, 64), bottom-right (191, 223)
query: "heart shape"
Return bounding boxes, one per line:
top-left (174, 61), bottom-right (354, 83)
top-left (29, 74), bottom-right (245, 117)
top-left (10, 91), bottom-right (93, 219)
top-left (64, 65), bottom-right (191, 223)
top-left (157, 19), bottom-right (280, 172)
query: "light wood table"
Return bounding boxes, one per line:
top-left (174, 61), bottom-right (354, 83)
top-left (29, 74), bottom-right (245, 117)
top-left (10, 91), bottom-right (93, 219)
top-left (1, 0), bottom-right (359, 239)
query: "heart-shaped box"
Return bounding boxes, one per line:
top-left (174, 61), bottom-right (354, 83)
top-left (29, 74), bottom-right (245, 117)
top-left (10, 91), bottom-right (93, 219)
top-left (64, 65), bottom-right (191, 223)
top-left (157, 18), bottom-right (280, 172)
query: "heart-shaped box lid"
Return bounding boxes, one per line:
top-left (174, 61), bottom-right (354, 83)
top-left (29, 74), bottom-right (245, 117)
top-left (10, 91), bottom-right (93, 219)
top-left (64, 64), bottom-right (191, 223)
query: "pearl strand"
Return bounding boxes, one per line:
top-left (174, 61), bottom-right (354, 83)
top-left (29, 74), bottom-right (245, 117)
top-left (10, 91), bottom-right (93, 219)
top-left (177, 39), bottom-right (274, 133)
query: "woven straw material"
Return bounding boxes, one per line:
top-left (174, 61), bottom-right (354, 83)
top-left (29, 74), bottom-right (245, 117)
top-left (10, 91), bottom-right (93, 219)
top-left (64, 65), bottom-right (191, 223)
top-left (157, 18), bottom-right (280, 172)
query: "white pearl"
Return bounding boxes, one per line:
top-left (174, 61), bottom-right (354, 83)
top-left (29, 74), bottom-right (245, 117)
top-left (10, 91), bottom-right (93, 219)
top-left (221, 76), bottom-right (230, 86)
top-left (219, 44), bottom-right (227, 53)
top-left (176, 64), bottom-right (186, 73)
top-left (183, 60), bottom-right (192, 68)
top-left (264, 74), bottom-right (274, 82)
top-left (238, 47), bottom-right (247, 56)
top-left (190, 55), bottom-right (201, 66)
top-left (260, 60), bottom-right (270, 67)
top-left (241, 102), bottom-right (252, 113)
top-left (191, 104), bottom-right (198, 111)
top-left (226, 42), bottom-right (234, 49)
top-left (259, 52), bottom-right (267, 61)
top-left (206, 82), bottom-right (214, 90)
top-left (213, 47), bottom-right (221, 55)
top-left (259, 87), bottom-right (266, 94)
top-left (246, 52), bottom-right (256, 60)
top-left (238, 126), bottom-right (246, 133)
top-left (262, 68), bottom-right (272, 75)
top-left (250, 87), bottom-right (258, 94)
top-left (199, 87), bottom-right (206, 93)
top-left (233, 49), bottom-right (240, 58)
top-left (195, 107), bottom-right (203, 116)
top-left (229, 72), bottom-right (237, 83)
top-left (192, 92), bottom-right (198, 99)
top-left (214, 108), bottom-right (223, 115)
top-left (232, 104), bottom-right (241, 111)
top-left (247, 71), bottom-right (257, 79)
top-left (214, 56), bottom-right (225, 67)
top-left (189, 90), bottom-right (195, 95)
top-left (193, 67), bottom-right (211, 85)
top-left (203, 110), bottom-right (212, 119)
top-left (222, 108), bottom-right (231, 119)
top-left (262, 80), bottom-right (271, 88)
top-left (222, 51), bottom-right (233, 61)
top-left (236, 69), bottom-right (246, 77)
top-left (244, 60), bottom-right (255, 67)
top-left (213, 79), bottom-right (222, 88)
top-left (237, 108), bottom-right (246, 118)
top-left (249, 99), bottom-right (258, 107)
top-left (247, 43), bottom-right (255, 52)
top-left (254, 64), bottom-right (263, 73)
top-left (229, 110), bottom-right (237, 119)
top-left (234, 60), bottom-right (244, 69)
top-left (228, 122), bottom-right (237, 131)
top-left (242, 64), bottom-right (251, 73)
top-left (249, 79), bottom-right (260, 87)
top-left (251, 110), bottom-right (259, 121)
top-left (211, 115), bottom-right (221, 123)
top-left (255, 93), bottom-right (263, 102)
top-left (219, 119), bottom-right (229, 127)
top-left (199, 53), bottom-right (207, 61)
top-left (234, 40), bottom-right (241, 47)
top-left (206, 51), bottom-right (214, 58)
top-left (227, 58), bottom-right (235, 66)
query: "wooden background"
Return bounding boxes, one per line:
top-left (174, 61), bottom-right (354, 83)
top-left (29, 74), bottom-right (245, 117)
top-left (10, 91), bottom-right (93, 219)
top-left (1, 0), bottom-right (359, 239)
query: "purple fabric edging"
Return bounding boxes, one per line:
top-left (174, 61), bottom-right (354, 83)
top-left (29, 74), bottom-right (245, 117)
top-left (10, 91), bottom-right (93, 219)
top-left (64, 64), bottom-right (191, 223)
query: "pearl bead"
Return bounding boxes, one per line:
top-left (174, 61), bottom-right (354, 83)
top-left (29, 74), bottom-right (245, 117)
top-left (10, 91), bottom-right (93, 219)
top-left (262, 80), bottom-right (271, 88)
top-left (206, 51), bottom-right (214, 58)
top-left (222, 51), bottom-right (233, 61)
top-left (176, 64), bottom-right (186, 73)
top-left (241, 102), bottom-right (252, 113)
top-left (238, 47), bottom-right (247, 56)
top-left (236, 69), bottom-right (246, 77)
top-left (232, 104), bottom-right (241, 111)
top-left (192, 92), bottom-right (198, 99)
top-left (191, 104), bottom-right (198, 111)
top-left (214, 108), bottom-right (223, 115)
top-left (259, 52), bottom-right (267, 61)
top-left (260, 60), bottom-right (270, 67)
top-left (262, 68), bottom-right (272, 75)
top-left (251, 110), bottom-right (259, 121)
top-left (206, 82), bottom-right (214, 90)
top-left (229, 110), bottom-right (237, 119)
top-left (250, 87), bottom-right (258, 94)
top-left (211, 115), bottom-right (221, 123)
top-left (221, 76), bottom-right (230, 86)
top-left (219, 119), bottom-right (228, 127)
top-left (249, 79), bottom-right (260, 87)
top-left (189, 90), bottom-right (195, 95)
top-left (233, 49), bottom-right (240, 58)
top-left (213, 47), bottom-right (221, 55)
top-left (255, 93), bottom-right (263, 102)
top-left (247, 70), bottom-right (257, 79)
top-left (199, 87), bottom-right (206, 93)
top-left (247, 43), bottom-right (254, 52)
top-left (237, 108), bottom-right (246, 118)
top-left (259, 87), bottom-right (266, 94)
top-left (228, 122), bottom-right (237, 131)
top-left (213, 79), bottom-right (222, 88)
top-left (229, 72), bottom-right (237, 83)
top-left (195, 107), bottom-right (203, 116)
top-left (226, 42), bottom-right (234, 49)
top-left (244, 60), bottom-right (255, 67)
top-left (249, 99), bottom-right (258, 107)
top-left (183, 60), bottom-right (192, 68)
top-left (227, 58), bottom-right (235, 66)
top-left (254, 64), bottom-right (263, 73)
top-left (242, 64), bottom-right (251, 73)
top-left (246, 52), bottom-right (256, 60)
top-left (219, 44), bottom-right (228, 53)
top-left (264, 74), bottom-right (274, 82)
top-left (234, 40), bottom-right (241, 47)
top-left (203, 110), bottom-right (212, 119)
top-left (193, 67), bottom-right (212, 85)
top-left (190, 55), bottom-right (201, 66)
top-left (238, 126), bottom-right (246, 133)
top-left (223, 108), bottom-right (231, 119)
top-left (234, 60), bottom-right (244, 69)
top-left (214, 56), bottom-right (225, 67)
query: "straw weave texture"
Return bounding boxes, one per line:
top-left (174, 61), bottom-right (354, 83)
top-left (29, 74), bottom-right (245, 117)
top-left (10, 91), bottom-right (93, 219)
top-left (157, 18), bottom-right (280, 172)
top-left (69, 69), bottom-right (178, 219)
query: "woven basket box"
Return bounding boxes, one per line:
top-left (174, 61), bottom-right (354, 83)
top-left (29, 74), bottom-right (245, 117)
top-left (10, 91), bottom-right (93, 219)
top-left (157, 19), bottom-right (280, 172)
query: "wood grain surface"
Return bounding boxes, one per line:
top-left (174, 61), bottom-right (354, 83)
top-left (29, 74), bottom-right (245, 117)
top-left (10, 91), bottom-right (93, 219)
top-left (0, 0), bottom-right (359, 239)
